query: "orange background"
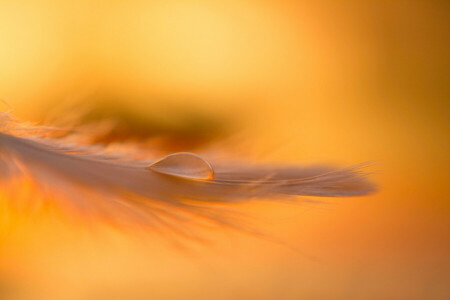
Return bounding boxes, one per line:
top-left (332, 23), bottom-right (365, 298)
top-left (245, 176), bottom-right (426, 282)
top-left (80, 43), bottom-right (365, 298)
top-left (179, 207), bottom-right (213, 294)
top-left (0, 1), bottom-right (449, 299)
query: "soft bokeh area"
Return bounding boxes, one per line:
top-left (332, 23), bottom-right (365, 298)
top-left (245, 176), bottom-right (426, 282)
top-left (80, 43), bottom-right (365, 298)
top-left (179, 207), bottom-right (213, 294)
top-left (0, 1), bottom-right (449, 299)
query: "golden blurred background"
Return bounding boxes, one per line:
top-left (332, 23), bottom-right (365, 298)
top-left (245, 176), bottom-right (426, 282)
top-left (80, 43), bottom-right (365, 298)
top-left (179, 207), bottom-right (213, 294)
top-left (0, 0), bottom-right (449, 299)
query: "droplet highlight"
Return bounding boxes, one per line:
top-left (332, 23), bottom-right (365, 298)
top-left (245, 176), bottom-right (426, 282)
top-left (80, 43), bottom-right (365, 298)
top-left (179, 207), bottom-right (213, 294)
top-left (147, 152), bottom-right (214, 180)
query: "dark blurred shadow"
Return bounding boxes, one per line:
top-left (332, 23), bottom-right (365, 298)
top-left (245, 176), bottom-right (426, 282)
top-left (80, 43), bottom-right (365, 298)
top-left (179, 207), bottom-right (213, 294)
top-left (40, 95), bottom-right (235, 151)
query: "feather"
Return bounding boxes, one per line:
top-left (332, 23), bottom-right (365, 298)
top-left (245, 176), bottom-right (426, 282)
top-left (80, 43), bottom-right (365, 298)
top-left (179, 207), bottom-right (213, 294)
top-left (0, 110), bottom-right (375, 235)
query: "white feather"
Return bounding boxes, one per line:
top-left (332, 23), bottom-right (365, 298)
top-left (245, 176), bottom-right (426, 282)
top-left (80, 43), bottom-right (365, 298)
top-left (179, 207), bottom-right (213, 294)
top-left (0, 111), bottom-right (375, 234)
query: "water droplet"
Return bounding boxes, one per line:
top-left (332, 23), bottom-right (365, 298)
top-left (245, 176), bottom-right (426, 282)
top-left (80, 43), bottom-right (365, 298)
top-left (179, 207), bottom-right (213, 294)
top-left (147, 152), bottom-right (214, 180)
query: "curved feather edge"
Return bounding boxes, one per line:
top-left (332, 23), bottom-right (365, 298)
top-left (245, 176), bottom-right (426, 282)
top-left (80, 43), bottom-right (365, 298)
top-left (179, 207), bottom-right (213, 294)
top-left (0, 130), bottom-right (376, 235)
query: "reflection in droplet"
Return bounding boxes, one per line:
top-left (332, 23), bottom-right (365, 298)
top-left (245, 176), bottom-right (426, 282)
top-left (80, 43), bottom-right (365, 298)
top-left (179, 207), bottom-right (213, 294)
top-left (147, 152), bottom-right (214, 180)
